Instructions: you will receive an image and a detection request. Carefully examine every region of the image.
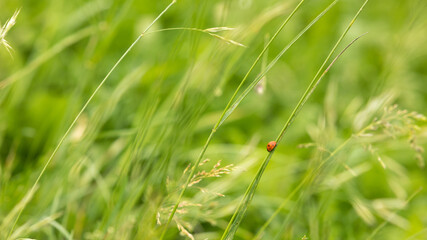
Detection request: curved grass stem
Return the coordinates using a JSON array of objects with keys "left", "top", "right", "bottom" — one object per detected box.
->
[{"left": 5, "top": 1, "right": 176, "bottom": 239}]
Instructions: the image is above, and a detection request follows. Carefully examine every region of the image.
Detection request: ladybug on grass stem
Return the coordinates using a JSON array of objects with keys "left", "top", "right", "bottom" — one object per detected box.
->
[{"left": 266, "top": 141, "right": 277, "bottom": 152}]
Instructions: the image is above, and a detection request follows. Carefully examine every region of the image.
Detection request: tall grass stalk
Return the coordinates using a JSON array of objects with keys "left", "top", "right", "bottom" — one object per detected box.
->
[
  {"left": 4, "top": 1, "right": 176, "bottom": 238},
  {"left": 220, "top": 0, "right": 369, "bottom": 237},
  {"left": 221, "top": 34, "right": 366, "bottom": 240},
  {"left": 159, "top": 0, "right": 307, "bottom": 238}
]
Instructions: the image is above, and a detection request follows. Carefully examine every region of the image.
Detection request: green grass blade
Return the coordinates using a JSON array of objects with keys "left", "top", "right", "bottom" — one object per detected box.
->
[
  {"left": 220, "top": 7, "right": 368, "bottom": 240},
  {"left": 158, "top": 1, "right": 307, "bottom": 238},
  {"left": 4, "top": 1, "right": 176, "bottom": 239}
]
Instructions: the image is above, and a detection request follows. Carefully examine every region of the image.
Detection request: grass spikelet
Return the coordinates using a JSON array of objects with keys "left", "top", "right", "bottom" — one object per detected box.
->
[
  {"left": 0, "top": 9, "right": 20, "bottom": 57},
  {"left": 158, "top": 159, "right": 234, "bottom": 237}
]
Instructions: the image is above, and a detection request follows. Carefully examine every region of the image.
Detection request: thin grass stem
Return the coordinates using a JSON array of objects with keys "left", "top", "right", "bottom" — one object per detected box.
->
[{"left": 220, "top": 22, "right": 368, "bottom": 240}]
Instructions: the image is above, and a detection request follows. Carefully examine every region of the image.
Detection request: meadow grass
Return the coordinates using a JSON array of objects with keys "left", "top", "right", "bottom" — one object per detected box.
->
[{"left": 0, "top": 0, "right": 426, "bottom": 239}]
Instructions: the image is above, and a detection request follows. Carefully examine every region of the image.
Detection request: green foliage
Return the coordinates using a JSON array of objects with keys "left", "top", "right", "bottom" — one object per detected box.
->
[{"left": 1, "top": 0, "right": 426, "bottom": 239}]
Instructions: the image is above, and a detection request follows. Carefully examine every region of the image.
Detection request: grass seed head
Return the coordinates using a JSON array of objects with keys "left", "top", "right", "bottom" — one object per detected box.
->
[{"left": 0, "top": 9, "right": 20, "bottom": 56}]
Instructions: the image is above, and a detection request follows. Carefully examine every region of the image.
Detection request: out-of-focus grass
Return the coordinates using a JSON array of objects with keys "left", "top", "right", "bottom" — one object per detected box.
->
[{"left": 0, "top": 0, "right": 426, "bottom": 239}]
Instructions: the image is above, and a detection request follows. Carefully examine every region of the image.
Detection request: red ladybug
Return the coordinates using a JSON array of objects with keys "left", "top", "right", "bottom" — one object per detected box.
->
[{"left": 266, "top": 141, "right": 277, "bottom": 152}]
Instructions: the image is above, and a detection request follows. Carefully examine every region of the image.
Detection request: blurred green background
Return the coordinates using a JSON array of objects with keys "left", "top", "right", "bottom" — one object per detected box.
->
[{"left": 0, "top": 0, "right": 426, "bottom": 239}]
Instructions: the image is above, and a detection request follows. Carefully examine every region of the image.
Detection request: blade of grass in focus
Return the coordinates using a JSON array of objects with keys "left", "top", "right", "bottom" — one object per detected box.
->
[
  {"left": 220, "top": 0, "right": 370, "bottom": 237},
  {"left": 223, "top": 34, "right": 366, "bottom": 240}
]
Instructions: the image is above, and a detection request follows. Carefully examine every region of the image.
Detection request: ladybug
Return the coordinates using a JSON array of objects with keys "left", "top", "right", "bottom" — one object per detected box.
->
[{"left": 266, "top": 141, "right": 277, "bottom": 152}]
